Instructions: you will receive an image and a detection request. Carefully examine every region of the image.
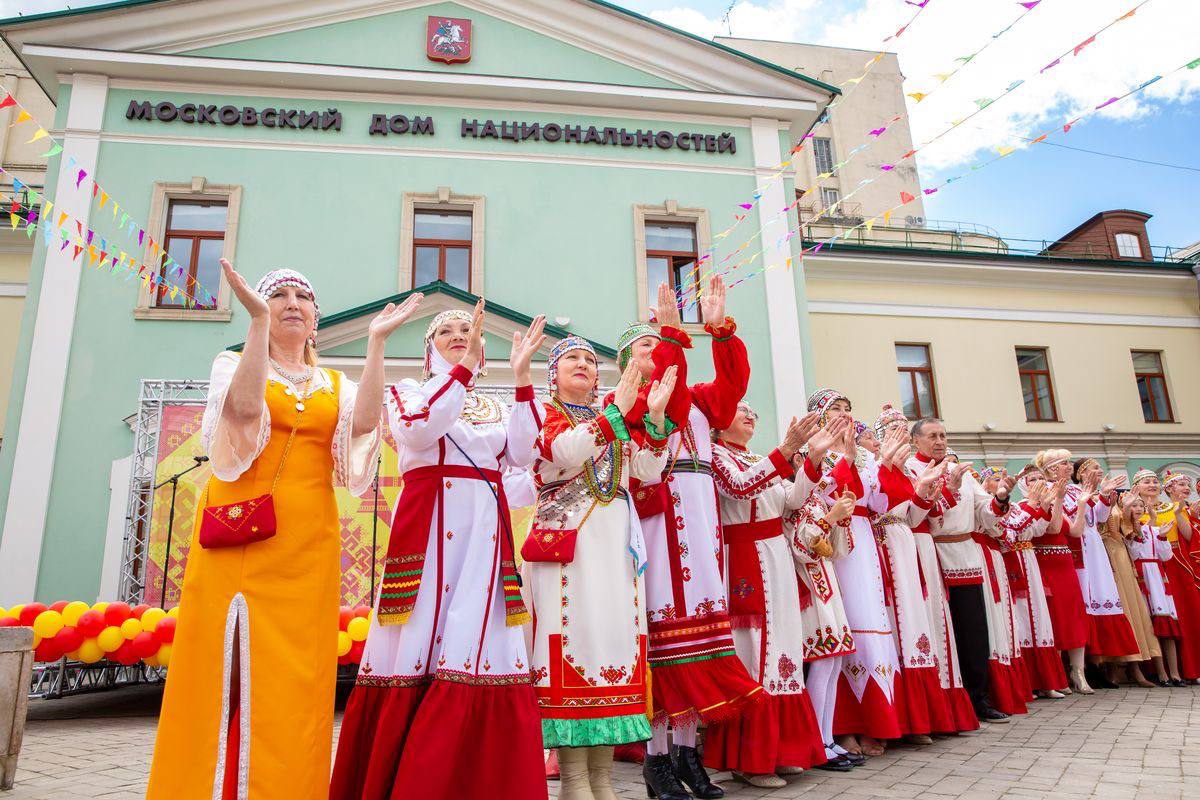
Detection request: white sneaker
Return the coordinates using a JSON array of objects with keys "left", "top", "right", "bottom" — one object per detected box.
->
[{"left": 1040, "top": 689, "right": 1066, "bottom": 699}]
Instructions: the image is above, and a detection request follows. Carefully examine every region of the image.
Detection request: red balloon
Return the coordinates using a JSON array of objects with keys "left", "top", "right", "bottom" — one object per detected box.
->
[
  {"left": 110, "top": 641, "right": 138, "bottom": 665},
  {"left": 49, "top": 600, "right": 70, "bottom": 612},
  {"left": 354, "top": 606, "right": 371, "bottom": 618},
  {"left": 337, "top": 652, "right": 352, "bottom": 666},
  {"left": 154, "top": 616, "right": 177, "bottom": 644},
  {"left": 131, "top": 604, "right": 151, "bottom": 620},
  {"left": 76, "top": 610, "right": 105, "bottom": 638},
  {"left": 103, "top": 602, "right": 132, "bottom": 627},
  {"left": 338, "top": 606, "right": 354, "bottom": 631},
  {"left": 0, "top": 618, "right": 18, "bottom": 628},
  {"left": 347, "top": 640, "right": 365, "bottom": 664},
  {"left": 131, "top": 631, "right": 159, "bottom": 659},
  {"left": 19, "top": 603, "right": 47, "bottom": 626},
  {"left": 33, "top": 640, "right": 63, "bottom": 663},
  {"left": 53, "top": 626, "right": 84, "bottom": 654}
]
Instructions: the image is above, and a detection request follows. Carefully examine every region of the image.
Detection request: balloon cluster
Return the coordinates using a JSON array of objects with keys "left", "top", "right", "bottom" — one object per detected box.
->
[
  {"left": 0, "top": 601, "right": 376, "bottom": 667},
  {"left": 337, "top": 605, "right": 372, "bottom": 666},
  {"left": 0, "top": 601, "right": 177, "bottom": 666}
]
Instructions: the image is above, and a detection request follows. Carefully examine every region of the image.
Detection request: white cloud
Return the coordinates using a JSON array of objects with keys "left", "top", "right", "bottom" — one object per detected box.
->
[
  {"left": 647, "top": 0, "right": 1200, "bottom": 172},
  {"left": 650, "top": 0, "right": 824, "bottom": 43}
]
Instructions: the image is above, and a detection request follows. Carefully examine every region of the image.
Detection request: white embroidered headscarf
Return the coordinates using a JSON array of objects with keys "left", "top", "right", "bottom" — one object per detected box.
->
[{"left": 423, "top": 309, "right": 481, "bottom": 384}]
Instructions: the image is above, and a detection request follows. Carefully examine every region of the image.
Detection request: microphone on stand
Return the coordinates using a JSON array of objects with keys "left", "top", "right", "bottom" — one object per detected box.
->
[{"left": 194, "top": 455, "right": 210, "bottom": 463}]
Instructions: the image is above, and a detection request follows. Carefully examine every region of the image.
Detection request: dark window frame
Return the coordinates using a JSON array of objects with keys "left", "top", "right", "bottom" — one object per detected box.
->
[
  {"left": 645, "top": 221, "right": 701, "bottom": 325},
  {"left": 155, "top": 199, "right": 227, "bottom": 310},
  {"left": 1132, "top": 350, "right": 1175, "bottom": 423},
  {"left": 1015, "top": 347, "right": 1060, "bottom": 422},
  {"left": 895, "top": 343, "right": 940, "bottom": 419},
  {"left": 413, "top": 209, "right": 473, "bottom": 291},
  {"left": 813, "top": 137, "right": 835, "bottom": 174}
]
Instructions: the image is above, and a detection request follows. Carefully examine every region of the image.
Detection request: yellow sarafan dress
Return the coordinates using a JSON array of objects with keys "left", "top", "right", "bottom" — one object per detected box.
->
[{"left": 148, "top": 352, "right": 378, "bottom": 800}]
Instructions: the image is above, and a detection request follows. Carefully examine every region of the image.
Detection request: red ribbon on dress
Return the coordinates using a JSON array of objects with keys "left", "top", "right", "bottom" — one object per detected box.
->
[{"left": 972, "top": 533, "right": 1003, "bottom": 603}]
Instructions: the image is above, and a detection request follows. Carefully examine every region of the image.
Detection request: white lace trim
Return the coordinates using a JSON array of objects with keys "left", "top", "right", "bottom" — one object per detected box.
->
[
  {"left": 211, "top": 593, "right": 251, "bottom": 800},
  {"left": 333, "top": 388, "right": 382, "bottom": 497}
]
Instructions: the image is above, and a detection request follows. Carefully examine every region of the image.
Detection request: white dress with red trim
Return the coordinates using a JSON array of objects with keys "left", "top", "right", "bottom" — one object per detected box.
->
[
  {"left": 1066, "top": 487, "right": 1140, "bottom": 658},
  {"left": 821, "top": 453, "right": 907, "bottom": 741},
  {"left": 871, "top": 468, "right": 976, "bottom": 734},
  {"left": 523, "top": 400, "right": 667, "bottom": 748},
  {"left": 631, "top": 322, "right": 763, "bottom": 728},
  {"left": 1126, "top": 523, "right": 1182, "bottom": 639},
  {"left": 786, "top": 489, "right": 855, "bottom": 663},
  {"left": 702, "top": 443, "right": 826, "bottom": 774},
  {"left": 1001, "top": 503, "right": 1067, "bottom": 692},
  {"left": 330, "top": 365, "right": 548, "bottom": 800},
  {"left": 977, "top": 522, "right": 1029, "bottom": 716}
]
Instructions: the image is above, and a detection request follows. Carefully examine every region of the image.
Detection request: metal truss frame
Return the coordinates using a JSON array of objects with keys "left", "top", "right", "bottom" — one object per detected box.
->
[
  {"left": 118, "top": 379, "right": 209, "bottom": 604},
  {"left": 29, "top": 660, "right": 164, "bottom": 700}
]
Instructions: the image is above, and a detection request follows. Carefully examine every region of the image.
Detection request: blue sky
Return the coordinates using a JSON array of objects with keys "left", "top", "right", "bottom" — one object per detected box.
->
[{"left": 3, "top": 0, "right": 1197, "bottom": 251}]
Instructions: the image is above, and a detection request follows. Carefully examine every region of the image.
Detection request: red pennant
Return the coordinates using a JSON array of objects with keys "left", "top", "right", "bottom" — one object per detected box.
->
[
  {"left": 0, "top": 94, "right": 14, "bottom": 109},
  {"left": 72, "top": 245, "right": 82, "bottom": 260},
  {"left": 92, "top": 183, "right": 99, "bottom": 199},
  {"left": 900, "top": 191, "right": 915, "bottom": 204}
]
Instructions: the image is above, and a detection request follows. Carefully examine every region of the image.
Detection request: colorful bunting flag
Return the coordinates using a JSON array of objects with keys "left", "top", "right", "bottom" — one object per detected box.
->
[
  {"left": 0, "top": 94, "right": 14, "bottom": 110},
  {"left": 906, "top": 92, "right": 927, "bottom": 102},
  {"left": 1073, "top": 36, "right": 1096, "bottom": 57},
  {"left": 26, "top": 128, "right": 48, "bottom": 144},
  {"left": 900, "top": 191, "right": 915, "bottom": 204}
]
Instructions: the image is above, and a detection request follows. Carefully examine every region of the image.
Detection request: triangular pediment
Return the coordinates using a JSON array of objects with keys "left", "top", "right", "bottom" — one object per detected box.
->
[{"left": 1, "top": 0, "right": 837, "bottom": 100}]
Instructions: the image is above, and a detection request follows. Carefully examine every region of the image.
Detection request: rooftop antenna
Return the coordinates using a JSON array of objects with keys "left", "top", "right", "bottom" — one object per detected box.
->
[{"left": 721, "top": 1, "right": 736, "bottom": 36}]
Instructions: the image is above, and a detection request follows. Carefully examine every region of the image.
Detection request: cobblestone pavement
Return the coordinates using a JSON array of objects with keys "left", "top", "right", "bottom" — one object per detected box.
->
[{"left": 4, "top": 684, "right": 1198, "bottom": 799}]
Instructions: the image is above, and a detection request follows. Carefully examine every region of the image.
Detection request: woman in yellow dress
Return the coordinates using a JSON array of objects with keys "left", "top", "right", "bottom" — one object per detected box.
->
[{"left": 147, "top": 259, "right": 422, "bottom": 799}]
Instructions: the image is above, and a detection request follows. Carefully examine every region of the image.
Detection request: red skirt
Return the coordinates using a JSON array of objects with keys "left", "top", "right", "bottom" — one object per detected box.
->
[
  {"left": 1152, "top": 614, "right": 1183, "bottom": 640},
  {"left": 704, "top": 690, "right": 826, "bottom": 774},
  {"left": 893, "top": 666, "right": 943, "bottom": 736},
  {"left": 832, "top": 673, "right": 901, "bottom": 740},
  {"left": 1036, "top": 551, "right": 1089, "bottom": 650},
  {"left": 330, "top": 679, "right": 547, "bottom": 800},
  {"left": 1021, "top": 645, "right": 1068, "bottom": 692},
  {"left": 1162, "top": 553, "right": 1200, "bottom": 680},
  {"left": 987, "top": 659, "right": 1028, "bottom": 716},
  {"left": 1085, "top": 612, "right": 1140, "bottom": 658}
]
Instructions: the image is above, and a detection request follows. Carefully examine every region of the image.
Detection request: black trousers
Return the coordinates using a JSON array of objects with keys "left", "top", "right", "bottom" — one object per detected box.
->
[{"left": 946, "top": 583, "right": 991, "bottom": 712}]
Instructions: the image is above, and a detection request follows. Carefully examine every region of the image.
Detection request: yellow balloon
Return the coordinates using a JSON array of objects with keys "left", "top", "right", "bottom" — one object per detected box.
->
[
  {"left": 32, "top": 634, "right": 42, "bottom": 648},
  {"left": 167, "top": 606, "right": 181, "bottom": 619},
  {"left": 157, "top": 643, "right": 173, "bottom": 666},
  {"left": 143, "top": 653, "right": 160, "bottom": 668},
  {"left": 97, "top": 626, "right": 124, "bottom": 653},
  {"left": 346, "top": 617, "right": 370, "bottom": 643},
  {"left": 7, "top": 604, "right": 23, "bottom": 620},
  {"left": 62, "top": 601, "right": 90, "bottom": 627},
  {"left": 0, "top": 606, "right": 6, "bottom": 618},
  {"left": 91, "top": 601, "right": 109, "bottom": 615},
  {"left": 120, "top": 618, "right": 142, "bottom": 640},
  {"left": 32, "top": 610, "right": 65, "bottom": 639},
  {"left": 336, "top": 631, "right": 352, "bottom": 657},
  {"left": 141, "top": 608, "right": 167, "bottom": 632},
  {"left": 77, "top": 639, "right": 104, "bottom": 663}
]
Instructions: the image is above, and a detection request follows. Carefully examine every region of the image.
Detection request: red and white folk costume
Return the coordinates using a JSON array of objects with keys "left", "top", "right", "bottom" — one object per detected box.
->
[
  {"left": 622, "top": 320, "right": 763, "bottom": 746},
  {"left": 1000, "top": 491, "right": 1068, "bottom": 693},
  {"left": 1125, "top": 518, "right": 1181, "bottom": 640},
  {"left": 524, "top": 337, "right": 667, "bottom": 749},
  {"left": 702, "top": 440, "right": 827, "bottom": 775},
  {"left": 331, "top": 311, "right": 546, "bottom": 800}
]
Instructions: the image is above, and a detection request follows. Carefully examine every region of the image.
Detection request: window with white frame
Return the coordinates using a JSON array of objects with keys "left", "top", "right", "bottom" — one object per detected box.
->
[
  {"left": 813, "top": 137, "right": 835, "bottom": 174},
  {"left": 821, "top": 188, "right": 841, "bottom": 209},
  {"left": 134, "top": 178, "right": 241, "bottom": 321},
  {"left": 1114, "top": 233, "right": 1142, "bottom": 258},
  {"left": 399, "top": 189, "right": 485, "bottom": 293},
  {"left": 633, "top": 202, "right": 712, "bottom": 330}
]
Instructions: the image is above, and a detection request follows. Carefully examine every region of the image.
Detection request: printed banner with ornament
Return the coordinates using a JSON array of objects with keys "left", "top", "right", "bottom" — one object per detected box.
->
[{"left": 141, "top": 405, "right": 534, "bottom": 608}]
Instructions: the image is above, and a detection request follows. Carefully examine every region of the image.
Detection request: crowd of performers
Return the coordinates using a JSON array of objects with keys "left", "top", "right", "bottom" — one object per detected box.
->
[{"left": 146, "top": 264, "right": 1200, "bottom": 800}]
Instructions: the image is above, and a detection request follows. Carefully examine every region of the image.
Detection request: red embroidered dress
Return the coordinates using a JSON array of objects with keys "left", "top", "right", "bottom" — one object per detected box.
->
[
  {"left": 626, "top": 321, "right": 763, "bottom": 727},
  {"left": 1001, "top": 502, "right": 1068, "bottom": 692},
  {"left": 330, "top": 363, "right": 547, "bottom": 800},
  {"left": 703, "top": 442, "right": 826, "bottom": 774}
]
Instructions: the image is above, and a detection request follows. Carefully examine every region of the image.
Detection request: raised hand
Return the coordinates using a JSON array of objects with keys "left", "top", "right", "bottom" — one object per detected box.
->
[
  {"left": 510, "top": 314, "right": 547, "bottom": 385},
  {"left": 221, "top": 258, "right": 269, "bottom": 319},
  {"left": 653, "top": 282, "right": 683, "bottom": 329},
  {"left": 829, "top": 489, "right": 857, "bottom": 523},
  {"left": 456, "top": 298, "right": 487, "bottom": 372},
  {"left": 1055, "top": 479, "right": 1070, "bottom": 500},
  {"left": 807, "top": 415, "right": 847, "bottom": 465},
  {"left": 781, "top": 413, "right": 816, "bottom": 459},
  {"left": 368, "top": 293, "right": 424, "bottom": 341},
  {"left": 645, "top": 365, "right": 678, "bottom": 422},
  {"left": 915, "top": 460, "right": 948, "bottom": 500},
  {"left": 613, "top": 361, "right": 641, "bottom": 416},
  {"left": 699, "top": 274, "right": 727, "bottom": 327},
  {"left": 879, "top": 426, "right": 906, "bottom": 467},
  {"left": 946, "top": 462, "right": 974, "bottom": 493},
  {"left": 996, "top": 470, "right": 1017, "bottom": 501}
]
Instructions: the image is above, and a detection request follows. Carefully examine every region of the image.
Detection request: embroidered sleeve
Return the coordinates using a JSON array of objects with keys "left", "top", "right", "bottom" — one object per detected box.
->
[
  {"left": 332, "top": 371, "right": 383, "bottom": 497},
  {"left": 201, "top": 351, "right": 271, "bottom": 482},
  {"left": 712, "top": 445, "right": 792, "bottom": 501},
  {"left": 539, "top": 405, "right": 610, "bottom": 469},
  {"left": 785, "top": 455, "right": 822, "bottom": 510},
  {"left": 631, "top": 437, "right": 669, "bottom": 483},
  {"left": 689, "top": 319, "right": 750, "bottom": 431},
  {"left": 501, "top": 384, "right": 543, "bottom": 469},
  {"left": 386, "top": 367, "right": 470, "bottom": 450}
]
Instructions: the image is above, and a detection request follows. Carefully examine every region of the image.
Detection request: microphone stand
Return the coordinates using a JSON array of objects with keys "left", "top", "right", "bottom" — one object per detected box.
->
[
  {"left": 154, "top": 457, "right": 207, "bottom": 609},
  {"left": 368, "top": 451, "right": 383, "bottom": 606}
]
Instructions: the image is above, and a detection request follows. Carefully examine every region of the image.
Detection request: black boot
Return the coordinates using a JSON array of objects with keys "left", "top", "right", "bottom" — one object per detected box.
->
[
  {"left": 672, "top": 745, "right": 724, "bottom": 798},
  {"left": 643, "top": 754, "right": 689, "bottom": 800}
]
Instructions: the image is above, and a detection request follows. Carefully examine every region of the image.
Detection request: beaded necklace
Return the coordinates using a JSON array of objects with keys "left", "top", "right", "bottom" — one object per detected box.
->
[{"left": 551, "top": 397, "right": 622, "bottom": 504}]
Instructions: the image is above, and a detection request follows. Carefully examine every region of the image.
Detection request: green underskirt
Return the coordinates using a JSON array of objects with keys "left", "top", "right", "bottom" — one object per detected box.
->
[{"left": 541, "top": 712, "right": 652, "bottom": 748}]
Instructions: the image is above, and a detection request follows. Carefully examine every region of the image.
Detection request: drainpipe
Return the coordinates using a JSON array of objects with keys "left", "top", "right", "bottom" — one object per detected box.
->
[{"left": 1193, "top": 263, "right": 1200, "bottom": 309}]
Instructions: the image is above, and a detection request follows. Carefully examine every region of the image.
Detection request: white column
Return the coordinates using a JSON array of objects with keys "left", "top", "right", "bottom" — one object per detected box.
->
[
  {"left": 748, "top": 117, "right": 806, "bottom": 438},
  {"left": 97, "top": 455, "right": 133, "bottom": 603},
  {"left": 0, "top": 74, "right": 108, "bottom": 604}
]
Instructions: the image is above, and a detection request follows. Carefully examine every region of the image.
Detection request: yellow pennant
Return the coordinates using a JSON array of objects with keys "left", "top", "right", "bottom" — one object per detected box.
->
[
  {"left": 818, "top": 172, "right": 832, "bottom": 180},
  {"left": 56, "top": 211, "right": 67, "bottom": 228},
  {"left": 14, "top": 110, "right": 31, "bottom": 124},
  {"left": 842, "top": 76, "right": 863, "bottom": 86},
  {"left": 883, "top": 210, "right": 893, "bottom": 225},
  {"left": 43, "top": 200, "right": 53, "bottom": 219},
  {"left": 26, "top": 128, "right": 48, "bottom": 143},
  {"left": 112, "top": 202, "right": 119, "bottom": 219},
  {"left": 934, "top": 73, "right": 951, "bottom": 83},
  {"left": 99, "top": 191, "right": 109, "bottom": 209},
  {"left": 865, "top": 218, "right": 876, "bottom": 231},
  {"left": 906, "top": 92, "right": 927, "bottom": 102},
  {"left": 865, "top": 53, "right": 884, "bottom": 68},
  {"left": 997, "top": 145, "right": 1015, "bottom": 157}
]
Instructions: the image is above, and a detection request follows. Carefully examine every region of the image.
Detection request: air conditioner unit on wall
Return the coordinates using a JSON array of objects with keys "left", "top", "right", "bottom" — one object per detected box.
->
[{"left": 905, "top": 215, "right": 926, "bottom": 228}]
